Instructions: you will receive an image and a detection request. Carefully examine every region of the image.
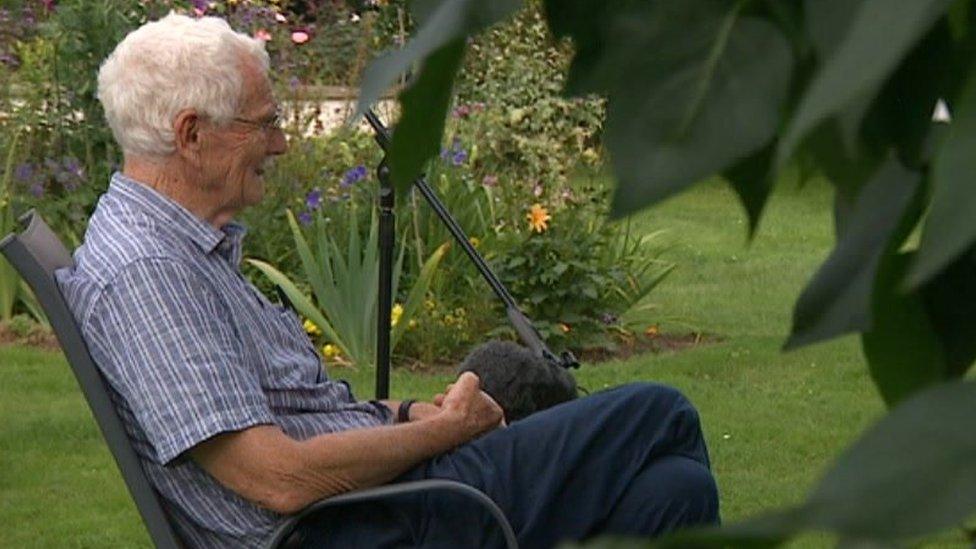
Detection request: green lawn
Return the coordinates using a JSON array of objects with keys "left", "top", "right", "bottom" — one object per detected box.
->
[{"left": 0, "top": 179, "right": 966, "bottom": 547}]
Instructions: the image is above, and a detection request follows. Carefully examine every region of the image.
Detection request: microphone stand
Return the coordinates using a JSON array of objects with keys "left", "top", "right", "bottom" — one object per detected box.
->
[{"left": 366, "top": 109, "right": 578, "bottom": 400}]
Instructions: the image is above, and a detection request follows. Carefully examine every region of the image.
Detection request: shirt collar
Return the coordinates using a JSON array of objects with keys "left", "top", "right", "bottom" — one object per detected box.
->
[{"left": 108, "top": 172, "right": 248, "bottom": 263}]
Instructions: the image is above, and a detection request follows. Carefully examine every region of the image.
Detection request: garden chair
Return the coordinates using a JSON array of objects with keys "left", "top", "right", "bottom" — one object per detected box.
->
[{"left": 0, "top": 209, "right": 518, "bottom": 548}]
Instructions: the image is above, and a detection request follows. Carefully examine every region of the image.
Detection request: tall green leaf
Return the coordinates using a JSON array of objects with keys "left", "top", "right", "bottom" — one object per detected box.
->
[
  {"left": 245, "top": 258, "right": 352, "bottom": 360},
  {"left": 388, "top": 40, "right": 466, "bottom": 189},
  {"left": 778, "top": 0, "right": 952, "bottom": 166},
  {"left": 390, "top": 240, "right": 449, "bottom": 349},
  {"left": 354, "top": 0, "right": 521, "bottom": 188},
  {"left": 0, "top": 132, "right": 21, "bottom": 321}
]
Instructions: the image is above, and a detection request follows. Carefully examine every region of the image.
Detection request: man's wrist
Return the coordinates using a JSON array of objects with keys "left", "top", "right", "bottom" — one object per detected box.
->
[{"left": 397, "top": 399, "right": 416, "bottom": 423}]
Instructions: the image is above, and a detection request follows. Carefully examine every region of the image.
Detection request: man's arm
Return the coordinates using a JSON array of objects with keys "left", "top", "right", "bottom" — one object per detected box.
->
[{"left": 191, "top": 372, "right": 502, "bottom": 514}]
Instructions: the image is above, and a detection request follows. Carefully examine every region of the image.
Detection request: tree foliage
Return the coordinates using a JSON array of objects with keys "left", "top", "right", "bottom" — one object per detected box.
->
[{"left": 356, "top": 0, "right": 976, "bottom": 544}]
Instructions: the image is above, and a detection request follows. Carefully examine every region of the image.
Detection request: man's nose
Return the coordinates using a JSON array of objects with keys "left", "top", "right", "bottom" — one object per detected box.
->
[{"left": 267, "top": 127, "right": 287, "bottom": 156}]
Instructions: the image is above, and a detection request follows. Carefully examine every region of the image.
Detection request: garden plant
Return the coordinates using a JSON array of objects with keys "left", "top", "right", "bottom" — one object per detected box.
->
[{"left": 354, "top": 0, "right": 976, "bottom": 545}]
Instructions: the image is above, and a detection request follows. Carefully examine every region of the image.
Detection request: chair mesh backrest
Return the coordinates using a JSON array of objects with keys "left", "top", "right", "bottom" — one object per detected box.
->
[{"left": 0, "top": 210, "right": 183, "bottom": 548}]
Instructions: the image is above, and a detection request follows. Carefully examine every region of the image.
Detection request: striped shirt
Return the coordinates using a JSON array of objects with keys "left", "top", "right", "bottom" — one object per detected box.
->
[{"left": 56, "top": 172, "right": 392, "bottom": 548}]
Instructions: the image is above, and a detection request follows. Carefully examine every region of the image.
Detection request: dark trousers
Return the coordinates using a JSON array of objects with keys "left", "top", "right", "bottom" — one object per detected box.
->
[{"left": 298, "top": 383, "right": 720, "bottom": 548}]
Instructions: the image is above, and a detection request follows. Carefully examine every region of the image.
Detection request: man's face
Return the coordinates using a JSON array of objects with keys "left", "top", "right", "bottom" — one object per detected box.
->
[{"left": 197, "top": 57, "right": 286, "bottom": 214}]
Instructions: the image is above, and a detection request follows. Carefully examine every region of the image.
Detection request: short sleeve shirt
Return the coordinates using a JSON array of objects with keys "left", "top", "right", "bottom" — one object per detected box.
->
[{"left": 56, "top": 173, "right": 392, "bottom": 548}]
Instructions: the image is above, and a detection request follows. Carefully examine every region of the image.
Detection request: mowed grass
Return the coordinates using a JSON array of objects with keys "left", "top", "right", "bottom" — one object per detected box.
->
[{"left": 0, "top": 178, "right": 966, "bottom": 547}]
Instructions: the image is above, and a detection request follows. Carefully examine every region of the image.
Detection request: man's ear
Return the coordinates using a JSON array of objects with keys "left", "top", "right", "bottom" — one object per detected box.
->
[{"left": 173, "top": 108, "right": 204, "bottom": 164}]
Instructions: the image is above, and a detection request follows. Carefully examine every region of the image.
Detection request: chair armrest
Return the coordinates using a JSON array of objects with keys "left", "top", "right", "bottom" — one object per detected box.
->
[{"left": 264, "top": 479, "right": 518, "bottom": 549}]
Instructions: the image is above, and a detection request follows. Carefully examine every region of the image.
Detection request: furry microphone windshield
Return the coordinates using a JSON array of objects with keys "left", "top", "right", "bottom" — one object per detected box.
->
[{"left": 457, "top": 340, "right": 578, "bottom": 422}]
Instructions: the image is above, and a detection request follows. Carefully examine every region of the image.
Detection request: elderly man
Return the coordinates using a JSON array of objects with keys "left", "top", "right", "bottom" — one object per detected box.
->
[{"left": 56, "top": 13, "right": 719, "bottom": 548}]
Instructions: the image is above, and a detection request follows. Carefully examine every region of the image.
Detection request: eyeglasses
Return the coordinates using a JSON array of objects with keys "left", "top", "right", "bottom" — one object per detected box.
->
[{"left": 232, "top": 107, "right": 283, "bottom": 133}]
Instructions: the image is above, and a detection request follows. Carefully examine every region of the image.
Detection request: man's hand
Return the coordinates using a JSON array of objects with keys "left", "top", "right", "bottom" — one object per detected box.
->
[{"left": 435, "top": 372, "right": 505, "bottom": 438}]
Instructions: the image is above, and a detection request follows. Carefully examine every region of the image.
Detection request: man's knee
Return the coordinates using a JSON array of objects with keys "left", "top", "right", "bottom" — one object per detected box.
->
[
  {"left": 677, "top": 458, "right": 720, "bottom": 525},
  {"left": 651, "top": 456, "right": 720, "bottom": 529},
  {"left": 614, "top": 383, "right": 701, "bottom": 427}
]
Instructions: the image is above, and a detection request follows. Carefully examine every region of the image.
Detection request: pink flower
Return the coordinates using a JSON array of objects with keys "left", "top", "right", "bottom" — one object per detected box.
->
[
  {"left": 291, "top": 30, "right": 310, "bottom": 44},
  {"left": 192, "top": 7, "right": 205, "bottom": 16},
  {"left": 254, "top": 28, "right": 272, "bottom": 42}
]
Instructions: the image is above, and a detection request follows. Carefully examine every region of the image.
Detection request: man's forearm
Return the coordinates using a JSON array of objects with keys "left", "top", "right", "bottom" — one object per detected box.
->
[
  {"left": 193, "top": 373, "right": 502, "bottom": 515},
  {"left": 280, "top": 414, "right": 467, "bottom": 512}
]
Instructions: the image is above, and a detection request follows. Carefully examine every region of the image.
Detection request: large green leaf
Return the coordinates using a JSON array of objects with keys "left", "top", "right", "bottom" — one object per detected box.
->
[
  {"left": 861, "top": 252, "right": 946, "bottom": 407},
  {"left": 785, "top": 157, "right": 920, "bottom": 349},
  {"left": 920, "top": 244, "right": 976, "bottom": 377},
  {"left": 577, "top": 0, "right": 793, "bottom": 218},
  {"left": 778, "top": 0, "right": 952, "bottom": 166},
  {"left": 722, "top": 143, "right": 775, "bottom": 238},
  {"left": 909, "top": 62, "right": 976, "bottom": 286},
  {"left": 860, "top": 21, "right": 959, "bottom": 169}
]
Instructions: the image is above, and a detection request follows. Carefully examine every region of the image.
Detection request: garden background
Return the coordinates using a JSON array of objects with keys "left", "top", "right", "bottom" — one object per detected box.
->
[{"left": 1, "top": 0, "right": 974, "bottom": 547}]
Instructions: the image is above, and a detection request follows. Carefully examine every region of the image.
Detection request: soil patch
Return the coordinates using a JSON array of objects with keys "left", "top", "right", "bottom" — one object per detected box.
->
[
  {"left": 393, "top": 331, "right": 720, "bottom": 375},
  {"left": 0, "top": 322, "right": 61, "bottom": 352}
]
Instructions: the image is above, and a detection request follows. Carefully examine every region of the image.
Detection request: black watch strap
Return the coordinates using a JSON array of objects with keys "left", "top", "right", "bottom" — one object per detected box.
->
[{"left": 397, "top": 399, "right": 416, "bottom": 423}]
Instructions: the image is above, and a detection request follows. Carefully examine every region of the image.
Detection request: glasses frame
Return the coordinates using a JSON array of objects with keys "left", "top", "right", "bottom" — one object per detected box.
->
[{"left": 231, "top": 107, "right": 283, "bottom": 133}]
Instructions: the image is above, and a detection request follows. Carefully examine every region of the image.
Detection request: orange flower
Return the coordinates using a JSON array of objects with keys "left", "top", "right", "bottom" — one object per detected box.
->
[
  {"left": 645, "top": 324, "right": 660, "bottom": 337},
  {"left": 526, "top": 203, "right": 551, "bottom": 233}
]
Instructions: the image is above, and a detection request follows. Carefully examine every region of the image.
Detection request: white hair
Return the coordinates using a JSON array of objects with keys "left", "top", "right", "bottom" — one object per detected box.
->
[{"left": 97, "top": 13, "right": 270, "bottom": 158}]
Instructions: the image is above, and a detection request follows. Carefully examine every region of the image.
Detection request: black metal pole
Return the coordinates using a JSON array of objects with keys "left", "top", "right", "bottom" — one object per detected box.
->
[
  {"left": 364, "top": 110, "right": 578, "bottom": 370},
  {"left": 375, "top": 160, "right": 395, "bottom": 399}
]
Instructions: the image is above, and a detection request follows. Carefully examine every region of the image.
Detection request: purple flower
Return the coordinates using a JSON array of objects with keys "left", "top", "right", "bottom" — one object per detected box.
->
[
  {"left": 452, "top": 104, "right": 471, "bottom": 119},
  {"left": 191, "top": 0, "right": 208, "bottom": 11},
  {"left": 29, "top": 182, "right": 44, "bottom": 198},
  {"left": 600, "top": 312, "right": 618, "bottom": 325},
  {"left": 0, "top": 53, "right": 19, "bottom": 68},
  {"left": 305, "top": 188, "right": 323, "bottom": 210},
  {"left": 62, "top": 156, "right": 83, "bottom": 178},
  {"left": 289, "top": 76, "right": 301, "bottom": 91},
  {"left": 481, "top": 174, "right": 498, "bottom": 187},
  {"left": 14, "top": 163, "right": 33, "bottom": 183},
  {"left": 340, "top": 165, "right": 367, "bottom": 186},
  {"left": 442, "top": 137, "right": 467, "bottom": 166},
  {"left": 451, "top": 149, "right": 468, "bottom": 166},
  {"left": 297, "top": 211, "right": 313, "bottom": 226}
]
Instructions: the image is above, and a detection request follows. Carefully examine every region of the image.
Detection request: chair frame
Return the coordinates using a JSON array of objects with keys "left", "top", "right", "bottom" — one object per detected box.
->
[{"left": 1, "top": 209, "right": 517, "bottom": 549}]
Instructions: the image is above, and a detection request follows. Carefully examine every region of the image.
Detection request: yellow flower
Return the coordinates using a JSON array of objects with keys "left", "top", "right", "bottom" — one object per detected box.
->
[
  {"left": 322, "top": 344, "right": 341, "bottom": 359},
  {"left": 303, "top": 319, "right": 322, "bottom": 336},
  {"left": 559, "top": 323, "right": 571, "bottom": 333},
  {"left": 391, "top": 303, "right": 404, "bottom": 326},
  {"left": 468, "top": 237, "right": 480, "bottom": 248},
  {"left": 407, "top": 319, "right": 418, "bottom": 330},
  {"left": 527, "top": 203, "right": 551, "bottom": 233},
  {"left": 424, "top": 299, "right": 436, "bottom": 311},
  {"left": 645, "top": 324, "right": 660, "bottom": 337}
]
